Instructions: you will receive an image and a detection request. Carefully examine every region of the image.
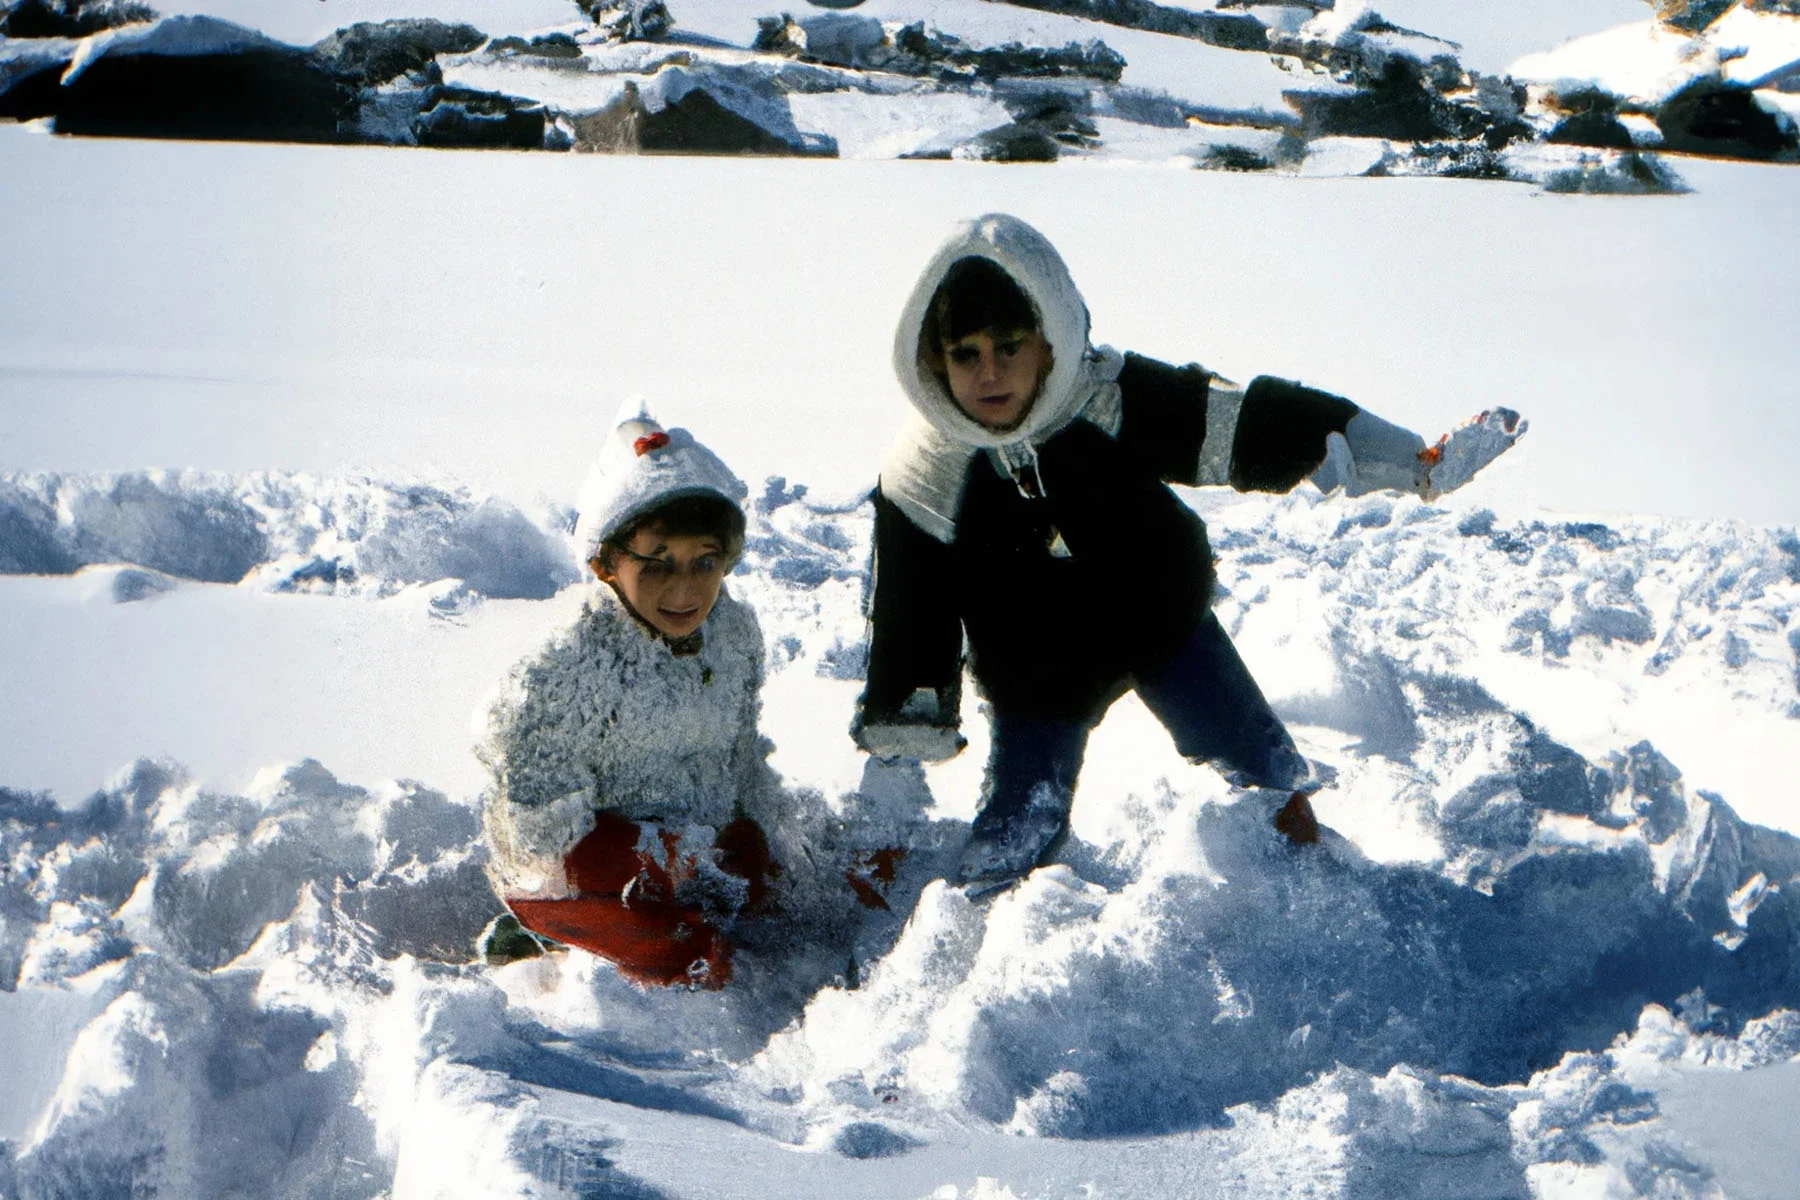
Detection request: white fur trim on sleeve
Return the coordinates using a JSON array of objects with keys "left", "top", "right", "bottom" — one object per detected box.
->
[{"left": 1195, "top": 376, "right": 1244, "bottom": 487}]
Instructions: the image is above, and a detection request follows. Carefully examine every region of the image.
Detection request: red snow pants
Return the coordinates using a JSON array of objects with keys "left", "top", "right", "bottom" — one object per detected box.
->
[{"left": 506, "top": 811, "right": 775, "bottom": 990}]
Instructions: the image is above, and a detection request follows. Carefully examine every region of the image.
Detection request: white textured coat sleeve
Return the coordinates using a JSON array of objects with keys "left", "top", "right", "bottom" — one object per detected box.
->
[{"left": 483, "top": 786, "right": 594, "bottom": 900}]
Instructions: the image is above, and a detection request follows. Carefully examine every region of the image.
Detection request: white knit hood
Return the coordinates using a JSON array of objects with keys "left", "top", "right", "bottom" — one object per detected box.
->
[
  {"left": 892, "top": 213, "right": 1123, "bottom": 452},
  {"left": 571, "top": 397, "right": 748, "bottom": 560},
  {"left": 883, "top": 214, "right": 1126, "bottom": 542}
]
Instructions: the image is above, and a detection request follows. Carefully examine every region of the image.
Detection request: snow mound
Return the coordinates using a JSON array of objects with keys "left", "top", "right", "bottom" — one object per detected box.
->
[
  {"left": 0, "top": 470, "right": 580, "bottom": 599},
  {"left": 741, "top": 731, "right": 1800, "bottom": 1142},
  {"left": 3, "top": 479, "right": 1798, "bottom": 1195}
]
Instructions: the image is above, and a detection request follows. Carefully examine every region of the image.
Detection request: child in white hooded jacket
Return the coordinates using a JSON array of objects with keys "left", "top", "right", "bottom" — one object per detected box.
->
[{"left": 479, "top": 403, "right": 785, "bottom": 987}]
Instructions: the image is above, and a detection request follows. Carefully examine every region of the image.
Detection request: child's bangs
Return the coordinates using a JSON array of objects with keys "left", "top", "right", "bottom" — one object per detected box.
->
[
  {"left": 929, "top": 256, "right": 1041, "bottom": 348},
  {"left": 608, "top": 493, "right": 745, "bottom": 560}
]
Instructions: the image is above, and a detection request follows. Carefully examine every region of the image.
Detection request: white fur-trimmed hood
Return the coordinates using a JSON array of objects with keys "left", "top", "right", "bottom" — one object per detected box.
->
[
  {"left": 894, "top": 213, "right": 1106, "bottom": 450},
  {"left": 884, "top": 214, "right": 1125, "bottom": 541}
]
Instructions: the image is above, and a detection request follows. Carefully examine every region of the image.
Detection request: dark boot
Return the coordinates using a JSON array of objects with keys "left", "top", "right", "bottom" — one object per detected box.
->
[
  {"left": 1274, "top": 791, "right": 1321, "bottom": 846},
  {"left": 479, "top": 912, "right": 549, "bottom": 965},
  {"left": 954, "top": 780, "right": 1074, "bottom": 896}
]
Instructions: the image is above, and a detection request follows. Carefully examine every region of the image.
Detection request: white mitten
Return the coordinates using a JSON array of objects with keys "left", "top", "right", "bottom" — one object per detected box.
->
[
  {"left": 1314, "top": 408, "right": 1526, "bottom": 501},
  {"left": 1419, "top": 408, "right": 1527, "bottom": 500},
  {"left": 853, "top": 721, "right": 967, "bottom": 763},
  {"left": 852, "top": 687, "right": 966, "bottom": 762}
]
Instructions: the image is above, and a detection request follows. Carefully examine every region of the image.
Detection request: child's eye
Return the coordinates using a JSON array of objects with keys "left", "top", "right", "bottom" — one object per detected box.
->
[
  {"left": 996, "top": 339, "right": 1023, "bottom": 357},
  {"left": 641, "top": 559, "right": 675, "bottom": 579},
  {"left": 947, "top": 346, "right": 980, "bottom": 366},
  {"left": 695, "top": 555, "right": 721, "bottom": 575}
]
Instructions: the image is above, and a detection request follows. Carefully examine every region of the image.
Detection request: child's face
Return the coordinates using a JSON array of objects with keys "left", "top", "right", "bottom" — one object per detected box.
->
[
  {"left": 941, "top": 326, "right": 1050, "bottom": 432},
  {"left": 591, "top": 527, "right": 727, "bottom": 641}
]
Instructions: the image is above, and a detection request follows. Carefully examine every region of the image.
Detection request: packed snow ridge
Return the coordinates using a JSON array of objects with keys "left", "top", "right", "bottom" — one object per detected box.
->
[
  {"left": 2, "top": 474, "right": 1797, "bottom": 1196},
  {"left": 0, "top": 468, "right": 580, "bottom": 602},
  {"left": 3, "top": 0, "right": 1798, "bottom": 187}
]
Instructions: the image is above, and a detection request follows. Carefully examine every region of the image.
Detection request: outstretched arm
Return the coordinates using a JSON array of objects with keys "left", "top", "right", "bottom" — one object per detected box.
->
[{"left": 1174, "top": 370, "right": 1525, "bottom": 500}]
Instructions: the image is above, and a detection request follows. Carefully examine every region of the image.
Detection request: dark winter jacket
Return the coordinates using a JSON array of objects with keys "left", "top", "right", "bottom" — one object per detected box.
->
[{"left": 859, "top": 214, "right": 1359, "bottom": 736}]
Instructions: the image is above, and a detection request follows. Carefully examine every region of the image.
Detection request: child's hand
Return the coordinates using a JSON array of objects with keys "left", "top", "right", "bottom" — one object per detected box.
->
[
  {"left": 1419, "top": 408, "right": 1527, "bottom": 500},
  {"left": 853, "top": 720, "right": 967, "bottom": 763},
  {"left": 852, "top": 687, "right": 966, "bottom": 762}
]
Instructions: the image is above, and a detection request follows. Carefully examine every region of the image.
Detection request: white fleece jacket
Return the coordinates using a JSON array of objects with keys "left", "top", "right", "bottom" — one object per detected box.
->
[{"left": 478, "top": 583, "right": 772, "bottom": 899}]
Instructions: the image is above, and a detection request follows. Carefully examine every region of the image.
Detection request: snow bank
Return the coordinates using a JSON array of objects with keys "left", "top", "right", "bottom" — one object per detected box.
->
[
  {"left": 742, "top": 747, "right": 1800, "bottom": 1141},
  {"left": 0, "top": 470, "right": 579, "bottom": 599},
  {"left": 2, "top": 476, "right": 1797, "bottom": 1196}
]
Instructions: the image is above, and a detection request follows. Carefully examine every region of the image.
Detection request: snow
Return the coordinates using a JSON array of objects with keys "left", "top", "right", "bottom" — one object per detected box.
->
[
  {"left": 788, "top": 88, "right": 1015, "bottom": 159},
  {"left": 2, "top": 468, "right": 1797, "bottom": 1195},
  {"left": 1376, "top": 0, "right": 1653, "bottom": 76},
  {"left": 0, "top": 573, "right": 572, "bottom": 801},
  {"left": 1652, "top": 1060, "right": 1800, "bottom": 1199},
  {"left": 438, "top": 55, "right": 633, "bottom": 114},
  {"left": 5, "top": 127, "right": 1800, "bottom": 524},
  {"left": 4, "top": 1, "right": 1800, "bottom": 1196},
  {"left": 1510, "top": 20, "right": 1718, "bottom": 105},
  {"left": 1508, "top": 6, "right": 1800, "bottom": 101},
  {"left": 1711, "top": 5, "right": 1800, "bottom": 88}
]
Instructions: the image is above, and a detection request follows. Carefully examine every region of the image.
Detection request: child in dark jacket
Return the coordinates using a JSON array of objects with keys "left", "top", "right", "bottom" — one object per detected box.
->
[{"left": 854, "top": 213, "right": 1524, "bottom": 894}]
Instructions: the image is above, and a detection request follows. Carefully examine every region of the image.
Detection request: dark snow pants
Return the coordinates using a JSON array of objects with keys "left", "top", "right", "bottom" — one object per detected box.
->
[{"left": 979, "top": 612, "right": 1311, "bottom": 827}]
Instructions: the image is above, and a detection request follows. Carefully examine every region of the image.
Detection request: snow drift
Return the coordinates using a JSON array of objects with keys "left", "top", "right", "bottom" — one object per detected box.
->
[
  {"left": 1, "top": 472, "right": 1796, "bottom": 1197},
  {"left": 0, "top": 469, "right": 580, "bottom": 599}
]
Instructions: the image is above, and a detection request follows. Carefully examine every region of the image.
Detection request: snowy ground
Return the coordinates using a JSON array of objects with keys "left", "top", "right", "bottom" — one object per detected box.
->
[
  {"left": 2, "top": 469, "right": 1798, "bottom": 1198},
  {"left": 4, "top": 2, "right": 1800, "bottom": 1196}
]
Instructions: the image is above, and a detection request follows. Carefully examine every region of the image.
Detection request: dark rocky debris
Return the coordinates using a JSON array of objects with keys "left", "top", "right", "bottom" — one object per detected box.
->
[
  {"left": 311, "top": 19, "right": 486, "bottom": 89},
  {"left": 754, "top": 13, "right": 1125, "bottom": 83},
  {"left": 1655, "top": 0, "right": 1737, "bottom": 33},
  {"left": 576, "top": 0, "right": 672, "bottom": 42},
  {"left": 1285, "top": 57, "right": 1530, "bottom": 151},
  {"left": 0, "top": 1, "right": 1794, "bottom": 177},
  {"left": 1656, "top": 76, "right": 1800, "bottom": 161},
  {"left": 1543, "top": 152, "right": 1691, "bottom": 195},
  {"left": 1547, "top": 89, "right": 1638, "bottom": 151},
  {"left": 995, "top": 0, "right": 1270, "bottom": 52},
  {"left": 414, "top": 85, "right": 547, "bottom": 149},
  {"left": 0, "top": 0, "right": 151, "bottom": 38},
  {"left": 488, "top": 32, "right": 584, "bottom": 61},
  {"left": 567, "top": 74, "right": 830, "bottom": 155},
  {"left": 1197, "top": 143, "right": 1274, "bottom": 171},
  {"left": 54, "top": 43, "right": 351, "bottom": 142}
]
